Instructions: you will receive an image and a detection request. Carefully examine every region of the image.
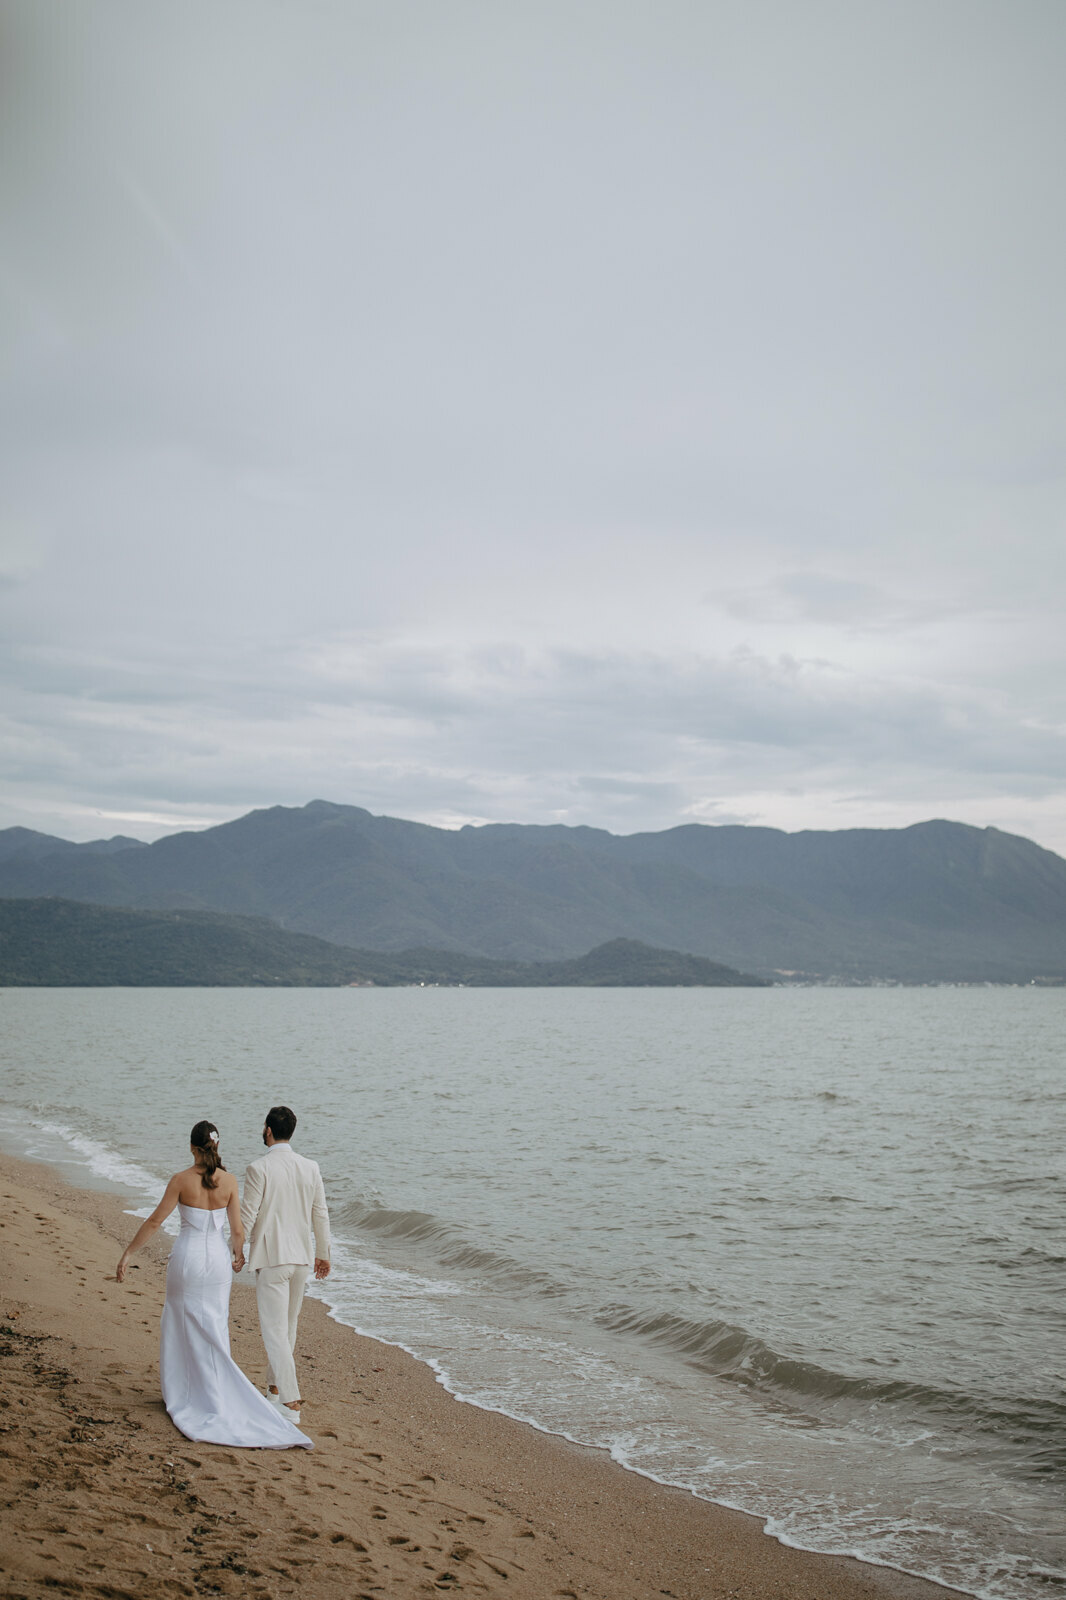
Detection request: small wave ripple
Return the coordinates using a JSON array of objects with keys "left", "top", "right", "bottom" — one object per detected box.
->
[{"left": 595, "top": 1303, "right": 1066, "bottom": 1477}]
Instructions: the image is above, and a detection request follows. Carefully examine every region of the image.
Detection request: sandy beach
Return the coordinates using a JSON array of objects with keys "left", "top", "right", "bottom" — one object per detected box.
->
[{"left": 0, "top": 1151, "right": 967, "bottom": 1600}]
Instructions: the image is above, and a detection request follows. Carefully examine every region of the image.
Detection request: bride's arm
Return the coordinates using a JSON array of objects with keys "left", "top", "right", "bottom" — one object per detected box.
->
[
  {"left": 226, "top": 1176, "right": 245, "bottom": 1272},
  {"left": 116, "top": 1174, "right": 182, "bottom": 1281}
]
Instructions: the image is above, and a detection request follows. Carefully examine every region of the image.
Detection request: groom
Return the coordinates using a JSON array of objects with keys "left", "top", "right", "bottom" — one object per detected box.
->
[{"left": 238, "top": 1106, "right": 331, "bottom": 1420}]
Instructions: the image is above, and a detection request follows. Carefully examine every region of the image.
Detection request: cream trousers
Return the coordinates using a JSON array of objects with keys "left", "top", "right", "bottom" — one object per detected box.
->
[{"left": 255, "top": 1262, "right": 310, "bottom": 1405}]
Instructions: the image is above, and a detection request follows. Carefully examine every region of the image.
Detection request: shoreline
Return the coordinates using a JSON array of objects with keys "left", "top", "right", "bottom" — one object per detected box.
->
[{"left": 0, "top": 1149, "right": 970, "bottom": 1600}]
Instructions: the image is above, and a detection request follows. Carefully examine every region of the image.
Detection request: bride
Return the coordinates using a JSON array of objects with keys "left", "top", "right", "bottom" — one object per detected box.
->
[{"left": 116, "top": 1120, "right": 312, "bottom": 1450}]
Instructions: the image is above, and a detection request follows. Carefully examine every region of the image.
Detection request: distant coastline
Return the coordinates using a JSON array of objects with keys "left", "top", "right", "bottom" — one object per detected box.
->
[{"left": 0, "top": 899, "right": 768, "bottom": 987}]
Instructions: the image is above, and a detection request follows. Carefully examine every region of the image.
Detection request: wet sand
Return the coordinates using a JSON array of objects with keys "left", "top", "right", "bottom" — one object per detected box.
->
[{"left": 0, "top": 1151, "right": 966, "bottom": 1600}]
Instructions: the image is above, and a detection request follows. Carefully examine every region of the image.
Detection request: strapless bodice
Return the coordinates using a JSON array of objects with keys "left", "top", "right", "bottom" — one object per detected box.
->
[{"left": 178, "top": 1202, "right": 226, "bottom": 1231}]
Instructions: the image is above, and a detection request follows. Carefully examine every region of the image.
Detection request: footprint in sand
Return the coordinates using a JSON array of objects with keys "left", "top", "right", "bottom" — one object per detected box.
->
[{"left": 328, "top": 1533, "right": 369, "bottom": 1551}]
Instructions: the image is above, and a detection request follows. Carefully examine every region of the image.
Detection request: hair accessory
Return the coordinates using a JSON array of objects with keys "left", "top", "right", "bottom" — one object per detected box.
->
[{"left": 208, "top": 1129, "right": 219, "bottom": 1142}]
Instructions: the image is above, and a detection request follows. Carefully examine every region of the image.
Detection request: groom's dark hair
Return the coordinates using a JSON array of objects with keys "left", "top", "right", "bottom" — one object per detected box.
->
[{"left": 265, "top": 1105, "right": 297, "bottom": 1141}]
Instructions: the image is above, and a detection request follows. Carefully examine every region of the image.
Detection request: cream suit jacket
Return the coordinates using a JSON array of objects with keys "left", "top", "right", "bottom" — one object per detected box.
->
[{"left": 240, "top": 1143, "right": 331, "bottom": 1272}]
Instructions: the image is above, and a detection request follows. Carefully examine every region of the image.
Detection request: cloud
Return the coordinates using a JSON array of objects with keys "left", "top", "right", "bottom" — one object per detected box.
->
[
  {"left": 1, "top": 1, "right": 1063, "bottom": 853},
  {"left": 711, "top": 572, "right": 976, "bottom": 633},
  {"left": 3, "top": 631, "right": 1064, "bottom": 848}
]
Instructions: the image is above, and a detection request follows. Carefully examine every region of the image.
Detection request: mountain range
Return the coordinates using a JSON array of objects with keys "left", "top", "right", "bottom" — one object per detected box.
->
[{"left": 2, "top": 800, "right": 1065, "bottom": 981}]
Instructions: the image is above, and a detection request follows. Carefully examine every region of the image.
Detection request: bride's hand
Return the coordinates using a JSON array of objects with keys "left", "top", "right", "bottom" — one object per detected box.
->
[
  {"left": 115, "top": 1255, "right": 129, "bottom": 1282},
  {"left": 232, "top": 1249, "right": 245, "bottom": 1272}
]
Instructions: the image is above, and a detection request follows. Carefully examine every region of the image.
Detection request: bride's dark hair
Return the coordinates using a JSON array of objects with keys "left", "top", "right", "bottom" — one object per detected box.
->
[{"left": 190, "top": 1120, "right": 225, "bottom": 1190}]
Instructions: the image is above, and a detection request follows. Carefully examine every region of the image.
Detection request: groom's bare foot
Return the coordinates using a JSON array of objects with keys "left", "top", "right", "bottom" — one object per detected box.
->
[{"left": 284, "top": 1399, "right": 301, "bottom": 1410}]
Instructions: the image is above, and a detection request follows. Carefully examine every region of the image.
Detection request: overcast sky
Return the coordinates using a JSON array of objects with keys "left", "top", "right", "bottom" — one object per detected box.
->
[{"left": 3, "top": 0, "right": 1065, "bottom": 853}]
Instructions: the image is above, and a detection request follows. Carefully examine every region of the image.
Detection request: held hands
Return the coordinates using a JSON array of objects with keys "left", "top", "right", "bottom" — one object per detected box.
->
[
  {"left": 314, "top": 1257, "right": 331, "bottom": 1280},
  {"left": 232, "top": 1249, "right": 245, "bottom": 1272}
]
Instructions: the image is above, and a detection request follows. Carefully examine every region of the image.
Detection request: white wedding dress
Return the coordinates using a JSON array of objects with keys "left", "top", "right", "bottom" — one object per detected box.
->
[{"left": 160, "top": 1203, "right": 312, "bottom": 1449}]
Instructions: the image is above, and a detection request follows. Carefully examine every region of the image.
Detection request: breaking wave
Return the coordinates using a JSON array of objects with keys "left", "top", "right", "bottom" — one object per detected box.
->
[{"left": 336, "top": 1202, "right": 569, "bottom": 1296}]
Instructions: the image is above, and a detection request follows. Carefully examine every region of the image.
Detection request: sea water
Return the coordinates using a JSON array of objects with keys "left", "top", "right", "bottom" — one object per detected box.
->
[{"left": 0, "top": 985, "right": 1063, "bottom": 1599}]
